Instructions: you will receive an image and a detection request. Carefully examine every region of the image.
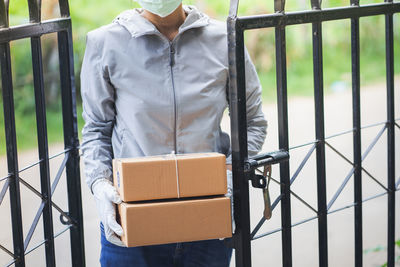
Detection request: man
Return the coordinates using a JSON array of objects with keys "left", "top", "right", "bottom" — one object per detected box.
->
[{"left": 80, "top": 1, "right": 267, "bottom": 266}]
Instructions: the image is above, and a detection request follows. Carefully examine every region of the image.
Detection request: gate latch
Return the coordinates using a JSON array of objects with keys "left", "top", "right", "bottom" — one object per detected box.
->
[
  {"left": 248, "top": 171, "right": 267, "bottom": 189},
  {"left": 247, "top": 165, "right": 273, "bottom": 220},
  {"left": 245, "top": 150, "right": 290, "bottom": 220},
  {"left": 245, "top": 150, "right": 290, "bottom": 171},
  {"left": 244, "top": 150, "right": 289, "bottom": 188}
]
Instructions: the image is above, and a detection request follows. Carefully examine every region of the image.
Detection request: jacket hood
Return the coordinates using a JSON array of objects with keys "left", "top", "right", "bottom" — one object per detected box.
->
[{"left": 113, "top": 5, "right": 210, "bottom": 38}]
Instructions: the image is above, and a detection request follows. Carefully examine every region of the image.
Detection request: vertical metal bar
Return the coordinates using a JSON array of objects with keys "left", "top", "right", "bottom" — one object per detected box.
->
[
  {"left": 312, "top": 21, "right": 328, "bottom": 267},
  {"left": 58, "top": 0, "right": 70, "bottom": 17},
  {"left": 58, "top": 28, "right": 85, "bottom": 267},
  {"left": 31, "top": 36, "right": 56, "bottom": 267},
  {"left": 229, "top": 0, "right": 239, "bottom": 17},
  {"left": 350, "top": 2, "right": 362, "bottom": 265},
  {"left": 0, "top": 0, "right": 9, "bottom": 28},
  {"left": 227, "top": 17, "right": 252, "bottom": 267},
  {"left": 27, "top": 0, "right": 41, "bottom": 23},
  {"left": 0, "top": 42, "right": 25, "bottom": 267},
  {"left": 275, "top": 25, "right": 293, "bottom": 267},
  {"left": 384, "top": 7, "right": 395, "bottom": 267}
]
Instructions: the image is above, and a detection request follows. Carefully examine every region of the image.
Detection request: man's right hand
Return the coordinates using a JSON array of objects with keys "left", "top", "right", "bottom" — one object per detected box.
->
[{"left": 92, "top": 179, "right": 125, "bottom": 246}]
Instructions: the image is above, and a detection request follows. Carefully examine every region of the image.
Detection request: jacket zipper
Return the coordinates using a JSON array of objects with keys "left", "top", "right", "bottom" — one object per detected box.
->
[{"left": 169, "top": 43, "right": 178, "bottom": 153}]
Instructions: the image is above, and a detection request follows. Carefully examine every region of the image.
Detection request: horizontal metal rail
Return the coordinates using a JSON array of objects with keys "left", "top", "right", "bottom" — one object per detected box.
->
[
  {"left": 288, "top": 119, "right": 398, "bottom": 152},
  {"left": 246, "top": 150, "right": 290, "bottom": 170},
  {"left": 252, "top": 188, "right": 398, "bottom": 240},
  {"left": 0, "top": 148, "right": 72, "bottom": 182},
  {"left": 250, "top": 119, "right": 393, "bottom": 238},
  {"left": 0, "top": 18, "right": 70, "bottom": 43},
  {"left": 236, "top": 2, "right": 400, "bottom": 30},
  {"left": 4, "top": 225, "right": 73, "bottom": 267}
]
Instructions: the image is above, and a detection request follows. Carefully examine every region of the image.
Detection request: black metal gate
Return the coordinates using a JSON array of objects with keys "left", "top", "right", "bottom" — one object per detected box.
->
[
  {"left": 1, "top": 0, "right": 398, "bottom": 266},
  {"left": 0, "top": 0, "right": 85, "bottom": 266},
  {"left": 228, "top": 0, "right": 399, "bottom": 266}
]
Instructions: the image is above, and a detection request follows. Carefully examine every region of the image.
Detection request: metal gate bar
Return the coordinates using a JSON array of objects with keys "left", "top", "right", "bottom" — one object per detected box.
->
[
  {"left": 227, "top": 13, "right": 252, "bottom": 265},
  {"left": 228, "top": 1, "right": 399, "bottom": 266},
  {"left": 350, "top": 0, "right": 362, "bottom": 265},
  {"left": 310, "top": 1, "right": 329, "bottom": 264},
  {"left": 275, "top": 24, "right": 292, "bottom": 267},
  {"left": 29, "top": 1, "right": 56, "bottom": 263},
  {"left": 0, "top": 3, "right": 25, "bottom": 264},
  {"left": 31, "top": 34, "right": 56, "bottom": 267},
  {"left": 58, "top": 27, "right": 86, "bottom": 266},
  {"left": 385, "top": 2, "right": 395, "bottom": 265},
  {"left": 0, "top": 36, "right": 26, "bottom": 267},
  {"left": 0, "top": 0, "right": 85, "bottom": 266}
]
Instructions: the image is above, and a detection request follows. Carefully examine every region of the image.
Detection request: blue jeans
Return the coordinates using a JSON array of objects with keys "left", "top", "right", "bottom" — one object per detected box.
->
[{"left": 100, "top": 224, "right": 233, "bottom": 267}]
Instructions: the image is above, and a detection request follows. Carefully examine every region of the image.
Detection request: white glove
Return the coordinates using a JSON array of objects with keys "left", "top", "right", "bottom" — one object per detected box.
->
[
  {"left": 226, "top": 169, "right": 233, "bottom": 198},
  {"left": 225, "top": 170, "right": 235, "bottom": 233},
  {"left": 92, "top": 179, "right": 125, "bottom": 246}
]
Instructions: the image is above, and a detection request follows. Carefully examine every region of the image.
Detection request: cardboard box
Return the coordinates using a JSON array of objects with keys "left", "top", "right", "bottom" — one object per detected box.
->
[
  {"left": 118, "top": 196, "right": 232, "bottom": 247},
  {"left": 113, "top": 153, "right": 227, "bottom": 202}
]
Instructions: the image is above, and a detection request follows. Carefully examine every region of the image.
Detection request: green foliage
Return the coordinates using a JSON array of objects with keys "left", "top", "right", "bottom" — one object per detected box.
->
[
  {"left": 69, "top": 0, "right": 140, "bottom": 76},
  {"left": 1, "top": 0, "right": 400, "bottom": 154},
  {"left": 363, "top": 239, "right": 400, "bottom": 267},
  {"left": 364, "top": 245, "right": 386, "bottom": 254},
  {"left": 0, "top": 103, "right": 84, "bottom": 155}
]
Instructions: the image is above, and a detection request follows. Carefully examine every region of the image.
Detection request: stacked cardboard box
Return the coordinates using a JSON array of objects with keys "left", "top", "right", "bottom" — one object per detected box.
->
[{"left": 113, "top": 152, "right": 232, "bottom": 247}]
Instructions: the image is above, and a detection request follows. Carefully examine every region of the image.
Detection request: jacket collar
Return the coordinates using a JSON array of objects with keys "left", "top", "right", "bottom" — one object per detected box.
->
[{"left": 114, "top": 5, "right": 210, "bottom": 38}]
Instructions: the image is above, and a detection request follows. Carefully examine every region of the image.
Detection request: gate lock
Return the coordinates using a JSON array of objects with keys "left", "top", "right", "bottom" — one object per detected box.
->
[{"left": 244, "top": 150, "right": 289, "bottom": 220}]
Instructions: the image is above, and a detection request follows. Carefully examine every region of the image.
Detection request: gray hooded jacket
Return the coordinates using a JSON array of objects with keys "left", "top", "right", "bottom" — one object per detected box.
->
[{"left": 80, "top": 6, "right": 268, "bottom": 190}]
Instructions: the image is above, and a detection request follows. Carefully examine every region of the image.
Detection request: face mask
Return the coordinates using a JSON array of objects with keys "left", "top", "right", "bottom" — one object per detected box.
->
[{"left": 135, "top": 0, "right": 183, "bottom": 18}]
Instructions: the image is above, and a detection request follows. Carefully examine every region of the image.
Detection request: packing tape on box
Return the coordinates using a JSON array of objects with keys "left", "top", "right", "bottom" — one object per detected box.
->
[{"left": 169, "top": 151, "right": 180, "bottom": 198}]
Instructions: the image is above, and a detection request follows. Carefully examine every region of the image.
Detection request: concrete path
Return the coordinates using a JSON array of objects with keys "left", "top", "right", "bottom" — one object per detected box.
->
[{"left": 0, "top": 80, "right": 399, "bottom": 266}]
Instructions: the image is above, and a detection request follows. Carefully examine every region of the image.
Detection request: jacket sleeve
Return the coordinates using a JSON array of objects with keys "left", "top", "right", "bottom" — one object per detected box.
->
[
  {"left": 80, "top": 33, "right": 116, "bottom": 192},
  {"left": 226, "top": 47, "right": 268, "bottom": 164}
]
